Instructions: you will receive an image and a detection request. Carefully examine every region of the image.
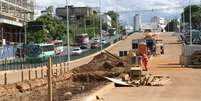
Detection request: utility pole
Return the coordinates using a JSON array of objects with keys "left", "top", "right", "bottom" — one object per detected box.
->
[
  {"left": 66, "top": 0, "right": 70, "bottom": 69},
  {"left": 24, "top": 13, "right": 27, "bottom": 45},
  {"left": 189, "top": 0, "right": 192, "bottom": 45},
  {"left": 1, "top": 26, "right": 3, "bottom": 41},
  {"left": 116, "top": 9, "right": 119, "bottom": 34},
  {"left": 183, "top": 7, "right": 185, "bottom": 32},
  {"left": 84, "top": 16, "right": 87, "bottom": 33},
  {"left": 93, "top": 16, "right": 96, "bottom": 38},
  {"left": 99, "top": 0, "right": 103, "bottom": 50}
]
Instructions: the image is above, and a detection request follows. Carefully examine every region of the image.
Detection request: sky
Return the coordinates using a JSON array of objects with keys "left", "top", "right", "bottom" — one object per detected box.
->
[{"left": 35, "top": 0, "right": 201, "bottom": 25}]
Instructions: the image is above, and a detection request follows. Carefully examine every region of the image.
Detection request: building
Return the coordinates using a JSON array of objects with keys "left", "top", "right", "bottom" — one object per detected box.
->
[
  {"left": 56, "top": 6, "right": 97, "bottom": 20},
  {"left": 141, "top": 23, "right": 156, "bottom": 32},
  {"left": 0, "top": 0, "right": 34, "bottom": 43},
  {"left": 151, "top": 16, "right": 165, "bottom": 25},
  {"left": 133, "top": 14, "right": 141, "bottom": 32},
  {"left": 101, "top": 14, "right": 112, "bottom": 28},
  {"left": 41, "top": 6, "right": 54, "bottom": 16},
  {"left": 150, "top": 16, "right": 166, "bottom": 32}
]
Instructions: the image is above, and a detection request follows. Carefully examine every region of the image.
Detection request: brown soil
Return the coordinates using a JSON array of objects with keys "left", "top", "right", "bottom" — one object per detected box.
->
[{"left": 0, "top": 52, "right": 128, "bottom": 101}]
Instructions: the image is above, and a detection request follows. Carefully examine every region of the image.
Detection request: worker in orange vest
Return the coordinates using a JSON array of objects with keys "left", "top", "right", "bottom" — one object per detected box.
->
[{"left": 142, "top": 54, "right": 148, "bottom": 71}]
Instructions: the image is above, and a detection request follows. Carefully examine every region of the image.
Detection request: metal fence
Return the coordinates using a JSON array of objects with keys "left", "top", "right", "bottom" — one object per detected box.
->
[
  {"left": 0, "top": 33, "right": 134, "bottom": 85},
  {"left": 0, "top": 43, "right": 112, "bottom": 71}
]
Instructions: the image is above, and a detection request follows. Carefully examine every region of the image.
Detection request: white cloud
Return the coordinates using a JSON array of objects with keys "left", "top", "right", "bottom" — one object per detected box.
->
[{"left": 35, "top": 0, "right": 201, "bottom": 23}]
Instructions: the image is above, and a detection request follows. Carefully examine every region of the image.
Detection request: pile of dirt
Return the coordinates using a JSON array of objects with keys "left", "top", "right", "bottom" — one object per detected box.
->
[
  {"left": 72, "top": 52, "right": 128, "bottom": 73},
  {"left": 72, "top": 71, "right": 121, "bottom": 82},
  {"left": 71, "top": 52, "right": 128, "bottom": 83},
  {"left": 0, "top": 52, "right": 128, "bottom": 101}
]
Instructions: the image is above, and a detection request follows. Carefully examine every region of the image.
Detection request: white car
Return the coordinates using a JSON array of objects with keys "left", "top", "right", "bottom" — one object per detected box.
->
[
  {"left": 72, "top": 48, "right": 82, "bottom": 55},
  {"left": 101, "top": 39, "right": 107, "bottom": 44}
]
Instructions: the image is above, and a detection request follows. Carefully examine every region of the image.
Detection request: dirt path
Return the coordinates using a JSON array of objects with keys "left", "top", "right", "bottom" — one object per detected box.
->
[{"left": 101, "top": 32, "right": 201, "bottom": 101}]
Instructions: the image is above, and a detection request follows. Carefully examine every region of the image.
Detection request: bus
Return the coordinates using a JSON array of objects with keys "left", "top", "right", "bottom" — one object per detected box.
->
[
  {"left": 51, "top": 40, "right": 64, "bottom": 55},
  {"left": 26, "top": 43, "right": 55, "bottom": 62}
]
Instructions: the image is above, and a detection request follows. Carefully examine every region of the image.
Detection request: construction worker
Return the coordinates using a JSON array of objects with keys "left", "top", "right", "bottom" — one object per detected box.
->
[{"left": 142, "top": 54, "right": 148, "bottom": 71}]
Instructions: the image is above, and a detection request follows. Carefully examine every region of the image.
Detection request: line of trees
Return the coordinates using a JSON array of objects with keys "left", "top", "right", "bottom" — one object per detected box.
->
[
  {"left": 165, "top": 4, "right": 201, "bottom": 32},
  {"left": 27, "top": 10, "right": 120, "bottom": 43}
]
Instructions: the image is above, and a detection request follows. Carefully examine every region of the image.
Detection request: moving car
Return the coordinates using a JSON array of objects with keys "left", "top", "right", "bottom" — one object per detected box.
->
[
  {"left": 101, "top": 39, "right": 107, "bottom": 44},
  {"left": 80, "top": 44, "right": 88, "bottom": 49},
  {"left": 91, "top": 42, "right": 100, "bottom": 49},
  {"left": 72, "top": 48, "right": 83, "bottom": 55}
]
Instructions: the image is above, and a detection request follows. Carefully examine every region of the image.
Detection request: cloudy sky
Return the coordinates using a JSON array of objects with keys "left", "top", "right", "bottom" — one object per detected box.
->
[{"left": 35, "top": 0, "right": 201, "bottom": 25}]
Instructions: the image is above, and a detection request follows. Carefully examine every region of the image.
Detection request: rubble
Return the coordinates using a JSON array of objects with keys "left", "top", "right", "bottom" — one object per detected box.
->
[{"left": 16, "top": 81, "right": 31, "bottom": 92}]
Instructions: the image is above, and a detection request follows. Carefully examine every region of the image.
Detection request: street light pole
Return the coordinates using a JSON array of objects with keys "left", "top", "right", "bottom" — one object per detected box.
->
[
  {"left": 24, "top": 13, "right": 27, "bottom": 45},
  {"left": 183, "top": 7, "right": 185, "bottom": 32},
  {"left": 99, "top": 0, "right": 103, "bottom": 50},
  {"left": 189, "top": 0, "right": 192, "bottom": 45},
  {"left": 66, "top": 0, "right": 70, "bottom": 68}
]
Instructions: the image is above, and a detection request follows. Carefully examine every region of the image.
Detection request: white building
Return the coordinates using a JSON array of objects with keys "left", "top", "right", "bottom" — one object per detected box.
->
[
  {"left": 101, "top": 14, "right": 112, "bottom": 27},
  {"left": 150, "top": 16, "right": 166, "bottom": 32},
  {"left": 151, "top": 16, "right": 165, "bottom": 25},
  {"left": 133, "top": 14, "right": 141, "bottom": 32}
]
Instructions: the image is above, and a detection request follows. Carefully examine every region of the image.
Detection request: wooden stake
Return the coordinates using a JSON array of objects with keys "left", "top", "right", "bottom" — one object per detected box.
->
[
  {"left": 48, "top": 57, "right": 52, "bottom": 101},
  {"left": 4, "top": 72, "right": 7, "bottom": 85}
]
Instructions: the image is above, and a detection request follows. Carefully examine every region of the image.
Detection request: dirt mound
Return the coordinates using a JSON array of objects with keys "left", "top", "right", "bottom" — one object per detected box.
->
[
  {"left": 72, "top": 52, "right": 128, "bottom": 73},
  {"left": 72, "top": 71, "right": 122, "bottom": 82},
  {"left": 71, "top": 52, "right": 128, "bottom": 83}
]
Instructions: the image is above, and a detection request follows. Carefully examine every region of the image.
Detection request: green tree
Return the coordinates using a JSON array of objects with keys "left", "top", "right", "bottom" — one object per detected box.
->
[
  {"left": 28, "top": 15, "right": 67, "bottom": 43},
  {"left": 75, "top": 15, "right": 100, "bottom": 38},
  {"left": 28, "top": 29, "right": 49, "bottom": 43},
  {"left": 182, "top": 5, "right": 201, "bottom": 28},
  {"left": 165, "top": 19, "right": 179, "bottom": 32},
  {"left": 106, "top": 11, "right": 120, "bottom": 28}
]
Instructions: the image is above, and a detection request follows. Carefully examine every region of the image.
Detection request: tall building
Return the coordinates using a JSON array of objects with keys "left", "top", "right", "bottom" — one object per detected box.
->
[
  {"left": 151, "top": 16, "right": 166, "bottom": 32},
  {"left": 56, "top": 6, "right": 97, "bottom": 20},
  {"left": 133, "top": 14, "right": 141, "bottom": 32},
  {"left": 0, "top": 0, "right": 34, "bottom": 43},
  {"left": 101, "top": 14, "right": 112, "bottom": 28},
  {"left": 151, "top": 16, "right": 165, "bottom": 25}
]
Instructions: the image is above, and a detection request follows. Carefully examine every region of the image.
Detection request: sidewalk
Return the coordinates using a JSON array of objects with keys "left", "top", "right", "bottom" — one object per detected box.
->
[{"left": 101, "top": 32, "right": 201, "bottom": 101}]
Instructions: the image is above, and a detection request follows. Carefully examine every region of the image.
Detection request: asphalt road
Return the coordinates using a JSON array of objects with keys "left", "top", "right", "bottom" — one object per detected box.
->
[{"left": 0, "top": 33, "right": 126, "bottom": 84}]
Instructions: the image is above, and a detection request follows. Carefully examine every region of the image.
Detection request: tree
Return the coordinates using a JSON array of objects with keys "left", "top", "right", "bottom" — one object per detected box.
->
[
  {"left": 74, "top": 15, "right": 100, "bottom": 38},
  {"left": 182, "top": 5, "right": 201, "bottom": 29},
  {"left": 27, "top": 15, "right": 67, "bottom": 43},
  {"left": 106, "top": 11, "right": 120, "bottom": 28},
  {"left": 165, "top": 19, "right": 179, "bottom": 32},
  {"left": 28, "top": 29, "right": 49, "bottom": 43}
]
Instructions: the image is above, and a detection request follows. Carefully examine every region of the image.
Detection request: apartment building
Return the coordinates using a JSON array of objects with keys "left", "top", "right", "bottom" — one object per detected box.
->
[{"left": 0, "top": 0, "right": 34, "bottom": 43}]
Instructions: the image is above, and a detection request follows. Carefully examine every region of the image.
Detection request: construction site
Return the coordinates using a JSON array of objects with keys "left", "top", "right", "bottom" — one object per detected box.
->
[
  {"left": 0, "top": 31, "right": 199, "bottom": 101},
  {"left": 1, "top": 0, "right": 201, "bottom": 101}
]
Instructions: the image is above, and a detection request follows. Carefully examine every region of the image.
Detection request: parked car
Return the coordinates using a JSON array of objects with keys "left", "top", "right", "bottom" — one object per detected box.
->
[
  {"left": 91, "top": 42, "right": 100, "bottom": 49},
  {"left": 72, "top": 48, "right": 82, "bottom": 55},
  {"left": 80, "top": 44, "right": 88, "bottom": 49}
]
